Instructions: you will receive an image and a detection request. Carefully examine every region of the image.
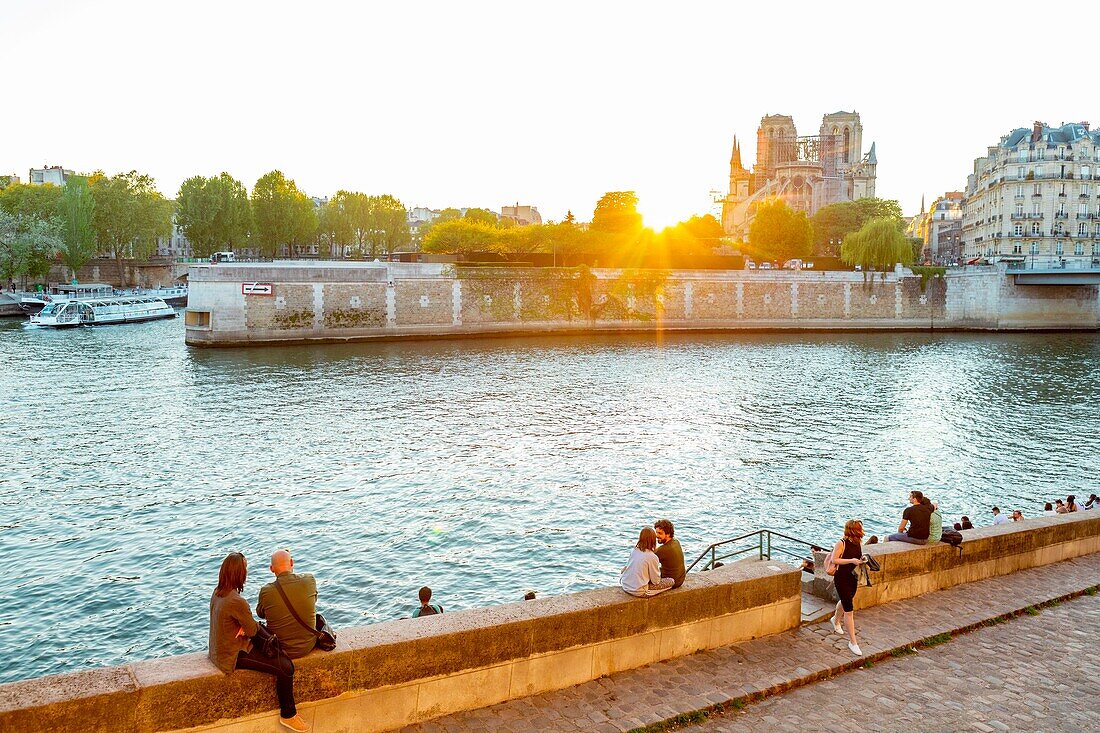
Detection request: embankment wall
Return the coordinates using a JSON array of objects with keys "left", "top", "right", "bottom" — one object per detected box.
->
[
  {"left": 1, "top": 514, "right": 1097, "bottom": 733},
  {"left": 183, "top": 263, "right": 1100, "bottom": 346}
]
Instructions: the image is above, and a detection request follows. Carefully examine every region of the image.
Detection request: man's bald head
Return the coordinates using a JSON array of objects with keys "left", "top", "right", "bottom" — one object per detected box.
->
[{"left": 270, "top": 549, "right": 293, "bottom": 575}]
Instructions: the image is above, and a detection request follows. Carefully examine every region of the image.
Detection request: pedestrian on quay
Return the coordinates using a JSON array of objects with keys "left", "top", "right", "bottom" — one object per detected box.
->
[
  {"left": 887, "top": 490, "right": 933, "bottom": 544},
  {"left": 412, "top": 586, "right": 443, "bottom": 617},
  {"left": 1043, "top": 503, "right": 1057, "bottom": 516},
  {"left": 1065, "top": 495, "right": 1079, "bottom": 512},
  {"left": 208, "top": 552, "right": 309, "bottom": 733},
  {"left": 953, "top": 516, "right": 974, "bottom": 531},
  {"left": 992, "top": 506, "right": 1009, "bottom": 525},
  {"left": 1085, "top": 494, "right": 1100, "bottom": 511},
  {"left": 1011, "top": 510, "right": 1024, "bottom": 522},
  {"left": 1055, "top": 499, "right": 1067, "bottom": 513},
  {"left": 619, "top": 527, "right": 675, "bottom": 598},
  {"left": 828, "top": 519, "right": 867, "bottom": 657},
  {"left": 653, "top": 519, "right": 686, "bottom": 589}
]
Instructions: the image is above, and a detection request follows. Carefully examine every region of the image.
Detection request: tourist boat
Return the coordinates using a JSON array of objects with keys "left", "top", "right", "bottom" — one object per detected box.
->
[
  {"left": 29, "top": 295, "right": 177, "bottom": 327},
  {"left": 19, "top": 283, "right": 188, "bottom": 314}
]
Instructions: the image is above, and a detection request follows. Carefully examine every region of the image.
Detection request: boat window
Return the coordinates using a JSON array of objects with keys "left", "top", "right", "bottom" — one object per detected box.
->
[{"left": 40, "top": 304, "right": 58, "bottom": 315}]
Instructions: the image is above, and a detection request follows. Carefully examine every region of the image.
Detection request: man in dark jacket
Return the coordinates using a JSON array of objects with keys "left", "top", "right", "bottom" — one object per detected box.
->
[{"left": 654, "top": 519, "right": 686, "bottom": 589}]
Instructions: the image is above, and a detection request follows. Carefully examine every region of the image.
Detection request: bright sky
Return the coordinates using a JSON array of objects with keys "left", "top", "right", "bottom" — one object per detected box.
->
[{"left": 1, "top": 1, "right": 1092, "bottom": 229}]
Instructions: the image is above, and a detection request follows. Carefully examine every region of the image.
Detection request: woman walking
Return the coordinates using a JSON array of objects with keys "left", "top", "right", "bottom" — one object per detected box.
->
[
  {"left": 209, "top": 552, "right": 310, "bottom": 732},
  {"left": 830, "top": 520, "right": 867, "bottom": 656}
]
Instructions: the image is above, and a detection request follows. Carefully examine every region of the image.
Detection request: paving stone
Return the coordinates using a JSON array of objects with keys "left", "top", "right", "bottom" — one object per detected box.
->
[{"left": 393, "top": 555, "right": 1100, "bottom": 733}]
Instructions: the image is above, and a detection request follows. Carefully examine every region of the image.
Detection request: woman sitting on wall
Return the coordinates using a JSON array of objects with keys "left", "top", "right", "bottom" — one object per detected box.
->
[
  {"left": 620, "top": 527, "right": 675, "bottom": 598},
  {"left": 209, "top": 552, "right": 310, "bottom": 732}
]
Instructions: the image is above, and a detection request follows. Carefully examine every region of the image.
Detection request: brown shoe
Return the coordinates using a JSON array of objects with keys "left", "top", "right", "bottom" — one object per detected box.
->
[{"left": 279, "top": 714, "right": 310, "bottom": 732}]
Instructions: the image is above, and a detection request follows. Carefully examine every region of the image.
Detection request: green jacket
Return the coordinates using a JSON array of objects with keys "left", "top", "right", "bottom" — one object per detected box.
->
[{"left": 256, "top": 572, "right": 318, "bottom": 659}]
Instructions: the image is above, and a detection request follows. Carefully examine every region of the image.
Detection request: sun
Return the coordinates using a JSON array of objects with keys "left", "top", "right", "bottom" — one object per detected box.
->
[{"left": 636, "top": 203, "right": 683, "bottom": 232}]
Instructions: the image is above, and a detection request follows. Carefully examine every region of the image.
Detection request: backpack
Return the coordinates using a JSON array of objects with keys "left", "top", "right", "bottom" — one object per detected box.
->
[
  {"left": 941, "top": 529, "right": 963, "bottom": 548},
  {"left": 418, "top": 603, "right": 440, "bottom": 616},
  {"left": 824, "top": 549, "right": 838, "bottom": 576}
]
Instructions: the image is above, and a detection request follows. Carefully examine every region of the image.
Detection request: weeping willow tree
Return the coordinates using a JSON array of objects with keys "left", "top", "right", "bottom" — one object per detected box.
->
[{"left": 840, "top": 217, "right": 913, "bottom": 279}]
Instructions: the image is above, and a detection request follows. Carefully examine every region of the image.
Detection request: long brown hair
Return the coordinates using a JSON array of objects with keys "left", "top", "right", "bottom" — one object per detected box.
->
[
  {"left": 636, "top": 526, "right": 658, "bottom": 552},
  {"left": 215, "top": 552, "right": 247, "bottom": 598},
  {"left": 843, "top": 520, "right": 864, "bottom": 544}
]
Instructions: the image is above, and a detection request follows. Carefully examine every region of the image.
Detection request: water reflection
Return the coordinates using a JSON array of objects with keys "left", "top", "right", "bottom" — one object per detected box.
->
[{"left": 0, "top": 317, "right": 1098, "bottom": 682}]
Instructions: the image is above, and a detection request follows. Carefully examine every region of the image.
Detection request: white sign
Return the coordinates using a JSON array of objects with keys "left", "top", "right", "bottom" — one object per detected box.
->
[{"left": 242, "top": 282, "right": 274, "bottom": 296}]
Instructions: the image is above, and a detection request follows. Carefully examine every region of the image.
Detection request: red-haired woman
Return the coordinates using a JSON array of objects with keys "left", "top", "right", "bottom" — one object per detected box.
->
[
  {"left": 209, "top": 552, "right": 309, "bottom": 732},
  {"left": 830, "top": 520, "right": 867, "bottom": 656},
  {"left": 620, "top": 527, "right": 676, "bottom": 597}
]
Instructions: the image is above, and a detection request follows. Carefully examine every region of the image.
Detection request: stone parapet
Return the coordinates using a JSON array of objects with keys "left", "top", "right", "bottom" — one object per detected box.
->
[
  {"left": 0, "top": 561, "right": 801, "bottom": 733},
  {"left": 184, "top": 263, "right": 1099, "bottom": 346}
]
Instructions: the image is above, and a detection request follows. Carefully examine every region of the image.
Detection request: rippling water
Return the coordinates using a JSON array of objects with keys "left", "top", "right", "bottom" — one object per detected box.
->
[{"left": 1, "top": 315, "right": 1098, "bottom": 683}]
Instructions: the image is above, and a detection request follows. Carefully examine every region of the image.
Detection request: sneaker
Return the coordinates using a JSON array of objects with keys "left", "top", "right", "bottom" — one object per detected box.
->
[
  {"left": 848, "top": 642, "right": 862, "bottom": 656},
  {"left": 833, "top": 619, "right": 843, "bottom": 635},
  {"left": 280, "top": 715, "right": 310, "bottom": 732}
]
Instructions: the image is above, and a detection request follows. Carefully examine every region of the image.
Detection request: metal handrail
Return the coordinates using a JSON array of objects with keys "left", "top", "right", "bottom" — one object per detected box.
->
[{"left": 686, "top": 529, "right": 825, "bottom": 573}]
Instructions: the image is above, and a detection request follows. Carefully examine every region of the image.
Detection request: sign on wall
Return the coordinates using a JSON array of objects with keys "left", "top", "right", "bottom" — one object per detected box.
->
[{"left": 242, "top": 282, "right": 275, "bottom": 296}]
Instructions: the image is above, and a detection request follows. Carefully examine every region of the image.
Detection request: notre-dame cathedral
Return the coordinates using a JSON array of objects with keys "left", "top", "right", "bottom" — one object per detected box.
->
[{"left": 721, "top": 111, "right": 878, "bottom": 239}]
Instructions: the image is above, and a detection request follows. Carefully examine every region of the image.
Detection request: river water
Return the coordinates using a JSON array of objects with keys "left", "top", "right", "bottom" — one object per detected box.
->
[{"left": 1, "top": 315, "right": 1098, "bottom": 683}]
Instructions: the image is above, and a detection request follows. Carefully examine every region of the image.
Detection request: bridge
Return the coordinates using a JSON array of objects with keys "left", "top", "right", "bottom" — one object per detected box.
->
[{"left": 1004, "top": 258, "right": 1100, "bottom": 285}]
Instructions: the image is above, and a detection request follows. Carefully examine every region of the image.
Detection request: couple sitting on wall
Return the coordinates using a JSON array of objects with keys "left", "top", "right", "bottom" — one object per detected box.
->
[
  {"left": 209, "top": 549, "right": 328, "bottom": 733},
  {"left": 619, "top": 519, "right": 686, "bottom": 597}
]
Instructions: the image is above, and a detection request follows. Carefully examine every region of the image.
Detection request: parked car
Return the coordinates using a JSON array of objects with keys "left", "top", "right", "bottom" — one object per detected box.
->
[
  {"left": 210, "top": 251, "right": 236, "bottom": 264},
  {"left": 760, "top": 261, "right": 774, "bottom": 270},
  {"left": 744, "top": 258, "right": 757, "bottom": 270},
  {"left": 783, "top": 259, "right": 803, "bottom": 270}
]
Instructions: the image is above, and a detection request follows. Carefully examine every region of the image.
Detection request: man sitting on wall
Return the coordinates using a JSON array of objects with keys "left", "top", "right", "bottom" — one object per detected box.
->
[
  {"left": 992, "top": 506, "right": 1009, "bottom": 524},
  {"left": 654, "top": 519, "right": 686, "bottom": 589},
  {"left": 887, "top": 491, "right": 933, "bottom": 545},
  {"left": 256, "top": 549, "right": 318, "bottom": 659}
]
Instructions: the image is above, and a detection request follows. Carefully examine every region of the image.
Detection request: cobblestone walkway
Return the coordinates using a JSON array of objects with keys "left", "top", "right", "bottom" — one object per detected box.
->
[
  {"left": 693, "top": 593, "right": 1100, "bottom": 733},
  {"left": 396, "top": 554, "right": 1100, "bottom": 733}
]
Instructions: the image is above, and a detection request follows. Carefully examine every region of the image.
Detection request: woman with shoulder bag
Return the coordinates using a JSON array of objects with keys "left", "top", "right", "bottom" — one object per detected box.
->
[
  {"left": 209, "top": 552, "right": 310, "bottom": 732},
  {"left": 827, "top": 520, "right": 867, "bottom": 656}
]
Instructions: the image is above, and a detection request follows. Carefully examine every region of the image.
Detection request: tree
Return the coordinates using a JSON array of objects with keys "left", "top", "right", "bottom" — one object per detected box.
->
[
  {"left": 811, "top": 197, "right": 904, "bottom": 255},
  {"left": 250, "top": 171, "right": 317, "bottom": 258},
  {"left": 0, "top": 210, "right": 63, "bottom": 287},
  {"left": 0, "top": 182, "right": 63, "bottom": 222},
  {"left": 590, "top": 191, "right": 643, "bottom": 238},
  {"left": 461, "top": 207, "right": 499, "bottom": 227},
  {"left": 90, "top": 171, "right": 173, "bottom": 286},
  {"left": 175, "top": 173, "right": 251, "bottom": 258},
  {"left": 56, "top": 175, "right": 97, "bottom": 280},
  {"left": 421, "top": 219, "right": 503, "bottom": 254},
  {"left": 748, "top": 199, "right": 812, "bottom": 264},
  {"left": 364, "top": 194, "right": 412, "bottom": 258},
  {"left": 840, "top": 216, "right": 914, "bottom": 273}
]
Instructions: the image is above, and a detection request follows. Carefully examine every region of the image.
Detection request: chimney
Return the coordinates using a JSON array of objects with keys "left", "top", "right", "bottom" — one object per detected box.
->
[
  {"left": 1031, "top": 121, "right": 1044, "bottom": 142},
  {"left": 1081, "top": 121, "right": 1090, "bottom": 131}
]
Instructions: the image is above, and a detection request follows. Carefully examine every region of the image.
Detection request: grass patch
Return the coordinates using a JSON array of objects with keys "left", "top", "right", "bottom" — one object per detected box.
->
[
  {"left": 861, "top": 660, "right": 875, "bottom": 669},
  {"left": 1024, "top": 606, "right": 1040, "bottom": 616},
  {"left": 1085, "top": 586, "right": 1097, "bottom": 596},
  {"left": 730, "top": 699, "right": 744, "bottom": 711},
  {"left": 889, "top": 646, "right": 915, "bottom": 658},
  {"left": 922, "top": 632, "right": 953, "bottom": 647}
]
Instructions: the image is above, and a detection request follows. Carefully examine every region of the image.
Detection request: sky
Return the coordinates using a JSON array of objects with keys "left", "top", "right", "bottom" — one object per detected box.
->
[{"left": 1, "top": 0, "right": 1094, "bottom": 229}]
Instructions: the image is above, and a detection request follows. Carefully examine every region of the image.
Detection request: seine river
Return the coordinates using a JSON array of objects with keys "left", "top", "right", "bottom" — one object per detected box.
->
[{"left": 1, "top": 315, "right": 1098, "bottom": 683}]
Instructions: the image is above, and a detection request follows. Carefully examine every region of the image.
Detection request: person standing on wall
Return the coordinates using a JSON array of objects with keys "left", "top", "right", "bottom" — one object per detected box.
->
[{"left": 829, "top": 520, "right": 868, "bottom": 657}]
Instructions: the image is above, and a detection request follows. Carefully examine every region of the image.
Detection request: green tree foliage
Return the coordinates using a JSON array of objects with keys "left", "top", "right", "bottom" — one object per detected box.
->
[
  {"left": 0, "top": 182, "right": 63, "bottom": 222},
  {"left": 0, "top": 210, "right": 63, "bottom": 286},
  {"left": 840, "top": 217, "right": 914, "bottom": 272},
  {"left": 421, "top": 219, "right": 502, "bottom": 254},
  {"left": 363, "top": 194, "right": 411, "bottom": 258},
  {"left": 251, "top": 171, "right": 317, "bottom": 258},
  {"left": 56, "top": 175, "right": 97, "bottom": 279},
  {"left": 747, "top": 199, "right": 812, "bottom": 264},
  {"left": 590, "top": 191, "right": 643, "bottom": 238},
  {"left": 811, "top": 198, "right": 904, "bottom": 255},
  {"left": 461, "top": 207, "right": 499, "bottom": 227},
  {"left": 89, "top": 171, "right": 173, "bottom": 286},
  {"left": 175, "top": 173, "right": 251, "bottom": 258}
]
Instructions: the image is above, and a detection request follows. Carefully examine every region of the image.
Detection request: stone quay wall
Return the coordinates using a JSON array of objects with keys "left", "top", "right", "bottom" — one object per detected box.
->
[
  {"left": 1, "top": 513, "right": 1096, "bottom": 733},
  {"left": 183, "top": 262, "right": 1100, "bottom": 346}
]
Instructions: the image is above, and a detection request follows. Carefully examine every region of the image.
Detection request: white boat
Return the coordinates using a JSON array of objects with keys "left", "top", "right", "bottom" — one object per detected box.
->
[
  {"left": 29, "top": 295, "right": 177, "bottom": 327},
  {"left": 19, "top": 283, "right": 188, "bottom": 314}
]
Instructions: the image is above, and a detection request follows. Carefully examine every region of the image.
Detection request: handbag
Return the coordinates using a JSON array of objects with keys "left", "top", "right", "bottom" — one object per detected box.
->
[
  {"left": 273, "top": 577, "right": 337, "bottom": 652},
  {"left": 824, "top": 549, "right": 838, "bottom": 576},
  {"left": 252, "top": 623, "right": 282, "bottom": 659},
  {"left": 863, "top": 554, "right": 881, "bottom": 573}
]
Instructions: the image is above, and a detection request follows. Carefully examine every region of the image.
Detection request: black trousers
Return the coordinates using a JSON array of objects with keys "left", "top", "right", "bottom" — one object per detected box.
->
[{"left": 237, "top": 648, "right": 296, "bottom": 718}]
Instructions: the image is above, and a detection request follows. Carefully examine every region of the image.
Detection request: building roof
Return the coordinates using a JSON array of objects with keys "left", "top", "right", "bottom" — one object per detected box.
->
[
  {"left": 1001, "top": 122, "right": 1100, "bottom": 148},
  {"left": 867, "top": 142, "right": 877, "bottom": 164}
]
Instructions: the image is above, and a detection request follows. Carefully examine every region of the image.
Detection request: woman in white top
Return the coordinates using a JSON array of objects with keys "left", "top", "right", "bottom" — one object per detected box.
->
[{"left": 620, "top": 527, "right": 676, "bottom": 597}]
